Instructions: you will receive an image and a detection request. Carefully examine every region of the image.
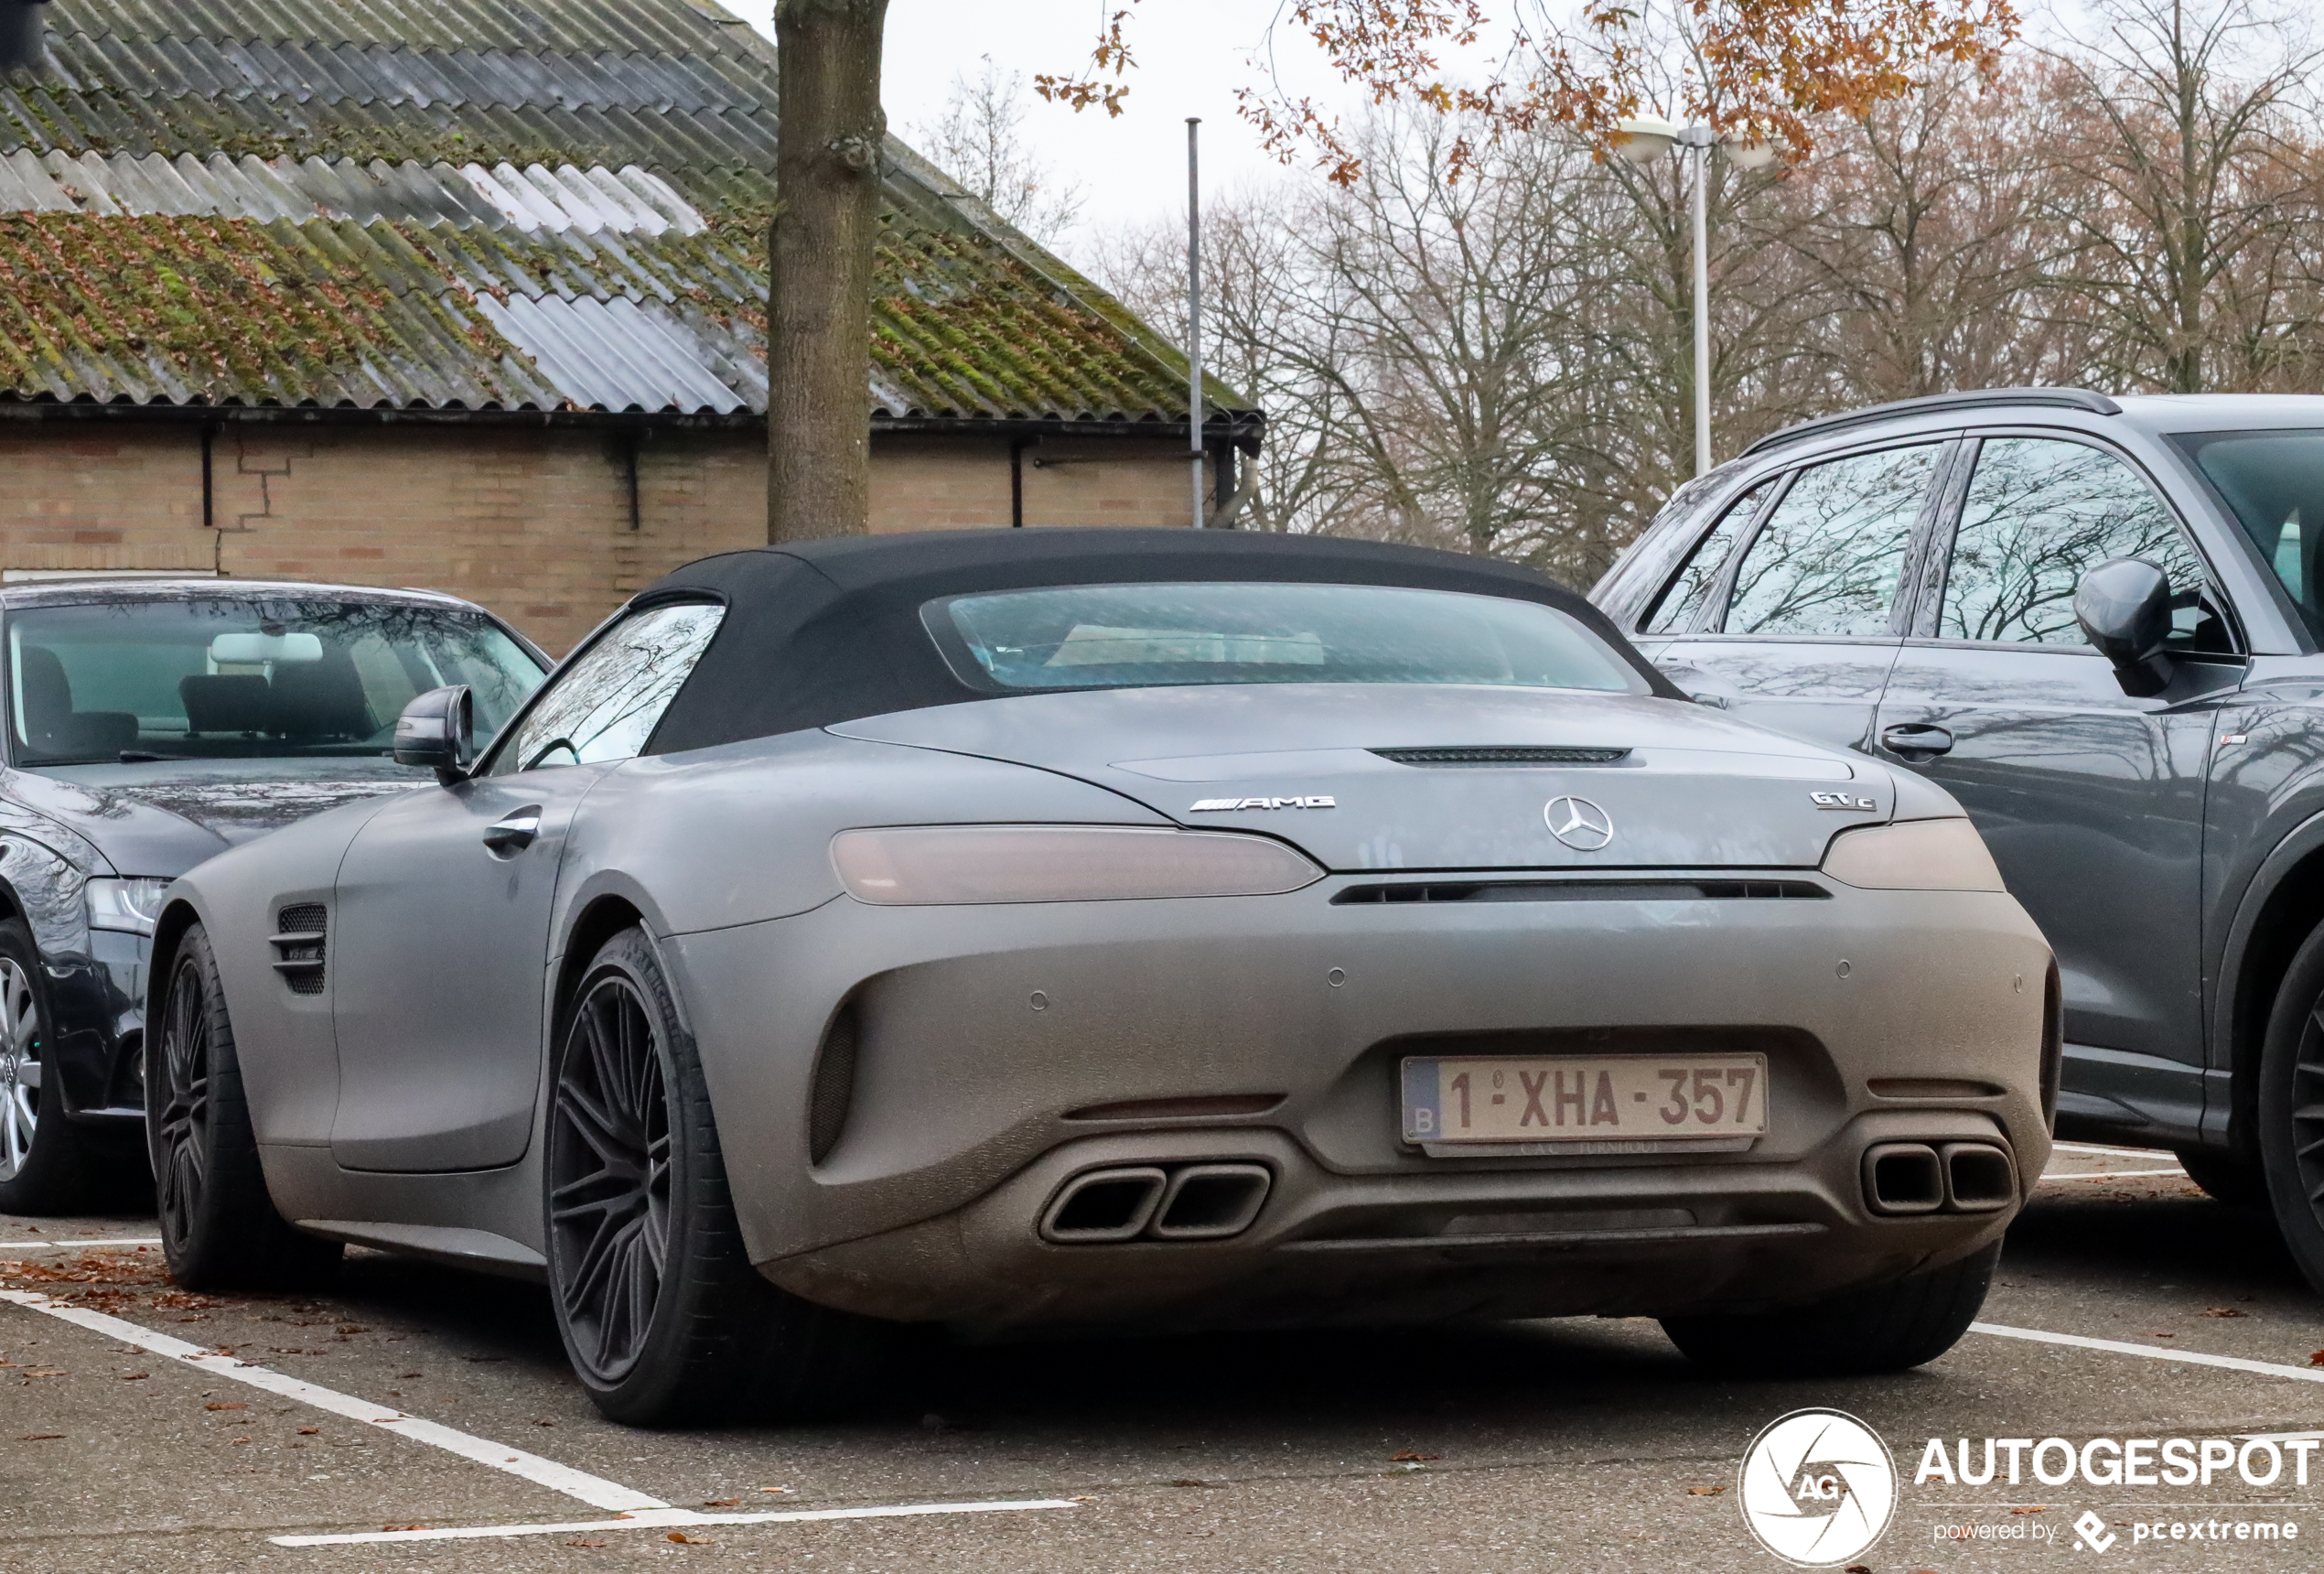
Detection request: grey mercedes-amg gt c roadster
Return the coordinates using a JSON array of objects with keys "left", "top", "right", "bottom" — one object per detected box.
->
[{"left": 149, "top": 529, "right": 2055, "bottom": 1424}]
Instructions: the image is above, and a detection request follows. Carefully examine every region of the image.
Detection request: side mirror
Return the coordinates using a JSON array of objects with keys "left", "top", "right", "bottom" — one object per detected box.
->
[
  {"left": 2073, "top": 557, "right": 2175, "bottom": 698},
  {"left": 393, "top": 685, "right": 474, "bottom": 784}
]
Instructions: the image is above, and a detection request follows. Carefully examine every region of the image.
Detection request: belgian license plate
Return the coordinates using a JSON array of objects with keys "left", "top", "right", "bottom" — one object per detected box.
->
[{"left": 1400, "top": 1054, "right": 1769, "bottom": 1145}]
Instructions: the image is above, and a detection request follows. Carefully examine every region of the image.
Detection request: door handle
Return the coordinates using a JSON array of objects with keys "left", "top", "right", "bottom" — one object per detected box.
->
[
  {"left": 1880, "top": 724, "right": 1955, "bottom": 760},
  {"left": 483, "top": 806, "right": 543, "bottom": 857}
]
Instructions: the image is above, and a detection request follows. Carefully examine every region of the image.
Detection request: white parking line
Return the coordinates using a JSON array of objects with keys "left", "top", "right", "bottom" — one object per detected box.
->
[
  {"left": 2038, "top": 1168, "right": 2189, "bottom": 1182},
  {"left": 0, "top": 1288, "right": 666, "bottom": 1512},
  {"left": 271, "top": 1498, "right": 1082, "bottom": 1547},
  {"left": 0, "top": 1236, "right": 164, "bottom": 1253},
  {"left": 1972, "top": 1321, "right": 2324, "bottom": 1385},
  {"left": 2051, "top": 1142, "right": 2178, "bottom": 1159}
]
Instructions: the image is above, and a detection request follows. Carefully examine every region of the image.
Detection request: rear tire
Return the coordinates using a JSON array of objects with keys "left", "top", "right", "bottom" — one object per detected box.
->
[
  {"left": 1661, "top": 1242, "right": 2000, "bottom": 1378},
  {"left": 0, "top": 918, "right": 107, "bottom": 1215},
  {"left": 543, "top": 927, "right": 887, "bottom": 1427},
  {"left": 2176, "top": 1148, "right": 2266, "bottom": 1208},
  {"left": 146, "top": 923, "right": 341, "bottom": 1291}
]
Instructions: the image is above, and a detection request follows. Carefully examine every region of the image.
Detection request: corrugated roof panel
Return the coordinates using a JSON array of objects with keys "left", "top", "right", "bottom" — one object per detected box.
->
[{"left": 0, "top": 0, "right": 1240, "bottom": 427}]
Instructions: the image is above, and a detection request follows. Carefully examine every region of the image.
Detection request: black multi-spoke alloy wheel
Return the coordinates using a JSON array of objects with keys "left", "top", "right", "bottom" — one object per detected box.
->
[
  {"left": 544, "top": 928, "right": 888, "bottom": 1426},
  {"left": 0, "top": 916, "right": 105, "bottom": 1214},
  {"left": 2257, "top": 922, "right": 2324, "bottom": 1291},
  {"left": 1661, "top": 1241, "right": 2002, "bottom": 1377},
  {"left": 146, "top": 922, "right": 341, "bottom": 1290}
]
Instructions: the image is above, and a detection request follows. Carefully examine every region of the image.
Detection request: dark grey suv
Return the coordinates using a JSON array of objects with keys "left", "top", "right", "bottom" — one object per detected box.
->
[{"left": 1594, "top": 388, "right": 2324, "bottom": 1289}]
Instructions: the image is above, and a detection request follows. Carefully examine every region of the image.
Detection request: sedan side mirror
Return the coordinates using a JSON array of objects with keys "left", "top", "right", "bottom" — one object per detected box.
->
[
  {"left": 393, "top": 685, "right": 475, "bottom": 784},
  {"left": 2073, "top": 557, "right": 2175, "bottom": 698}
]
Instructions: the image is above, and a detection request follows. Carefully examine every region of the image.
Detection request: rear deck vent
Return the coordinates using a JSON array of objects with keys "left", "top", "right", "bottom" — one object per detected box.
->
[
  {"left": 269, "top": 903, "right": 327, "bottom": 995},
  {"left": 1372, "top": 746, "right": 1630, "bottom": 767},
  {"left": 1334, "top": 879, "right": 1829, "bottom": 905}
]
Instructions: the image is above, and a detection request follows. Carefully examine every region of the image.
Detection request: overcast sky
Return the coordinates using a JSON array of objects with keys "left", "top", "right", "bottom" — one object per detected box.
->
[{"left": 726, "top": 1, "right": 1362, "bottom": 242}]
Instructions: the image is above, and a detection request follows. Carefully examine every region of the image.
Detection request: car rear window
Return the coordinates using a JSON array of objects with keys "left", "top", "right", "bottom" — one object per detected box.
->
[{"left": 926, "top": 582, "right": 1649, "bottom": 695}]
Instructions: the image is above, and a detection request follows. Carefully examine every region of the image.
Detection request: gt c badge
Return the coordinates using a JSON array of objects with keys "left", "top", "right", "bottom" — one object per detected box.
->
[
  {"left": 1544, "top": 795, "right": 1614, "bottom": 850},
  {"left": 1189, "top": 795, "right": 1337, "bottom": 812},
  {"left": 1810, "top": 792, "right": 1878, "bottom": 812}
]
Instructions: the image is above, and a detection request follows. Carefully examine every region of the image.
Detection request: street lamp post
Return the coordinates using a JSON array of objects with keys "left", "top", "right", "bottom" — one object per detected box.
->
[{"left": 1615, "top": 118, "right": 1778, "bottom": 478}]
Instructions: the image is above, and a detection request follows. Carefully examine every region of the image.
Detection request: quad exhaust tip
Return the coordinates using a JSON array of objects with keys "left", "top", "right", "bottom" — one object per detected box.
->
[
  {"left": 1862, "top": 1140, "right": 2017, "bottom": 1215},
  {"left": 1039, "top": 1162, "right": 1273, "bottom": 1245}
]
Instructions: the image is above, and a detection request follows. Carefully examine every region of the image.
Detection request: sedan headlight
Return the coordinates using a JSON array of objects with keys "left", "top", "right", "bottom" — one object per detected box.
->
[
  {"left": 86, "top": 876, "right": 173, "bottom": 934},
  {"left": 831, "top": 825, "right": 1324, "bottom": 905},
  {"left": 1821, "top": 818, "right": 2006, "bottom": 892}
]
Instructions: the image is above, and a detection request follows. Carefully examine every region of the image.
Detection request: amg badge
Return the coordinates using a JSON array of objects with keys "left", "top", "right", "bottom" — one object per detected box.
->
[
  {"left": 1809, "top": 791, "right": 1878, "bottom": 812},
  {"left": 1189, "top": 795, "right": 1337, "bottom": 812}
]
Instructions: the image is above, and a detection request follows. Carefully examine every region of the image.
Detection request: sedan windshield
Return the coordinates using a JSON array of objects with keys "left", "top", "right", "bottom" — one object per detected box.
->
[
  {"left": 930, "top": 582, "right": 1648, "bottom": 695},
  {"left": 2178, "top": 428, "right": 2324, "bottom": 638},
  {"left": 7, "top": 598, "right": 544, "bottom": 766}
]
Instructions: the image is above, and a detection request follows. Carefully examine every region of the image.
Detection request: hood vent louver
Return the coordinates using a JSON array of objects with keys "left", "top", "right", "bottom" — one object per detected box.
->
[
  {"left": 1370, "top": 746, "right": 1630, "bottom": 767},
  {"left": 270, "top": 903, "right": 327, "bottom": 995}
]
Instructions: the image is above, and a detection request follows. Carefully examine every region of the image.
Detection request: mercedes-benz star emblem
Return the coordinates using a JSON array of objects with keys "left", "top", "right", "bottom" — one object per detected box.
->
[{"left": 1544, "top": 795, "right": 1614, "bottom": 851}]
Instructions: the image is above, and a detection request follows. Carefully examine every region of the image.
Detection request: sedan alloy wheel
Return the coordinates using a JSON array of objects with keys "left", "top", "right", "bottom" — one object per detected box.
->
[{"left": 0, "top": 957, "right": 41, "bottom": 1182}]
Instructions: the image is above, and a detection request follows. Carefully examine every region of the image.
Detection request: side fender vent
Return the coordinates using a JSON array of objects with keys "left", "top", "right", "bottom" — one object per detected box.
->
[{"left": 271, "top": 902, "right": 327, "bottom": 995}]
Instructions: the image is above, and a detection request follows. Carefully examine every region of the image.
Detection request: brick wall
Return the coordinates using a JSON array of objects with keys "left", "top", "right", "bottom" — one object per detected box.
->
[{"left": 0, "top": 423, "right": 1207, "bottom": 653}]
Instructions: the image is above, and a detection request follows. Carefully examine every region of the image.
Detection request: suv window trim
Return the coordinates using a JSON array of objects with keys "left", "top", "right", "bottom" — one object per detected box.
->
[{"left": 1907, "top": 429, "right": 2248, "bottom": 660}]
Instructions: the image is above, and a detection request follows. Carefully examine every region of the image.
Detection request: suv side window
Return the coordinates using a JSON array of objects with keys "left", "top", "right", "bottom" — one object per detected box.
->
[
  {"left": 1940, "top": 437, "right": 2220, "bottom": 648},
  {"left": 1641, "top": 477, "right": 1776, "bottom": 634},
  {"left": 490, "top": 601, "right": 726, "bottom": 774},
  {"left": 1720, "top": 444, "right": 1942, "bottom": 637}
]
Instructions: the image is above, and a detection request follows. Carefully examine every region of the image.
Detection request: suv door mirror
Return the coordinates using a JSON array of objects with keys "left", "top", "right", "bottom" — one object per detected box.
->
[
  {"left": 393, "top": 685, "right": 474, "bottom": 784},
  {"left": 2073, "top": 557, "right": 2174, "bottom": 697}
]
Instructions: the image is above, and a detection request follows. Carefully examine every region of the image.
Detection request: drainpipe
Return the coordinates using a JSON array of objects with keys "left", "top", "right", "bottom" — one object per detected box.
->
[
  {"left": 1009, "top": 437, "right": 1032, "bottom": 527},
  {"left": 0, "top": 1, "right": 52, "bottom": 73}
]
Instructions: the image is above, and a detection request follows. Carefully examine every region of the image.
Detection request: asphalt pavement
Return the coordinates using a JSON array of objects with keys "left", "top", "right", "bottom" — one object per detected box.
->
[{"left": 5, "top": 1143, "right": 2323, "bottom": 1572}]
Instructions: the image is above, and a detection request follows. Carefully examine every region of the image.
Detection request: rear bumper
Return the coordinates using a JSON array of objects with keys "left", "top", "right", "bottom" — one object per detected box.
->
[{"left": 665, "top": 872, "right": 2052, "bottom": 1331}]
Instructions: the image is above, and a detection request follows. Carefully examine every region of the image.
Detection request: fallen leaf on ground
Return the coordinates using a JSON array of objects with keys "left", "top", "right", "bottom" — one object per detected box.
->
[
  {"left": 759, "top": 1487, "right": 787, "bottom": 1493},
  {"left": 1845, "top": 1565, "right": 1872, "bottom": 1573},
  {"left": 1071, "top": 1495, "right": 1094, "bottom": 1503},
  {"left": 533, "top": 1418, "right": 554, "bottom": 1427},
  {"left": 1170, "top": 1478, "right": 1215, "bottom": 1488},
  {"left": 1687, "top": 1486, "right": 1727, "bottom": 1496},
  {"left": 204, "top": 1402, "right": 246, "bottom": 1411},
  {"left": 382, "top": 1525, "right": 430, "bottom": 1533},
  {"left": 16, "top": 1433, "right": 62, "bottom": 1441},
  {"left": 2011, "top": 1505, "right": 2047, "bottom": 1515},
  {"left": 2310, "top": 1349, "right": 2324, "bottom": 1367},
  {"left": 667, "top": 1532, "right": 714, "bottom": 1544},
  {"left": 703, "top": 1497, "right": 740, "bottom": 1507},
  {"left": 120, "top": 1372, "right": 147, "bottom": 1381},
  {"left": 1389, "top": 1450, "right": 1441, "bottom": 1462},
  {"left": 2143, "top": 1331, "right": 2177, "bottom": 1339},
  {"left": 567, "top": 1539, "right": 608, "bottom": 1548},
  {"left": 2203, "top": 1307, "right": 2248, "bottom": 1318},
  {"left": 298, "top": 1428, "right": 319, "bottom": 1436}
]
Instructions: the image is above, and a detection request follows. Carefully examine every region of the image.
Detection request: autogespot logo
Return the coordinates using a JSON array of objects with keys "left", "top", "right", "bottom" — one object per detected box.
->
[{"left": 1740, "top": 1408, "right": 1899, "bottom": 1568}]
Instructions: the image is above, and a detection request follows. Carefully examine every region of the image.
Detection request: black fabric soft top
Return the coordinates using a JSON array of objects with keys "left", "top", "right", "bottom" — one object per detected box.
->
[{"left": 640, "top": 528, "right": 1685, "bottom": 754}]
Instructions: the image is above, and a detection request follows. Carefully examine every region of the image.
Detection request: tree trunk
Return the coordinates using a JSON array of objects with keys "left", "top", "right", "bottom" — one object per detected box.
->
[{"left": 769, "top": 0, "right": 888, "bottom": 544}]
